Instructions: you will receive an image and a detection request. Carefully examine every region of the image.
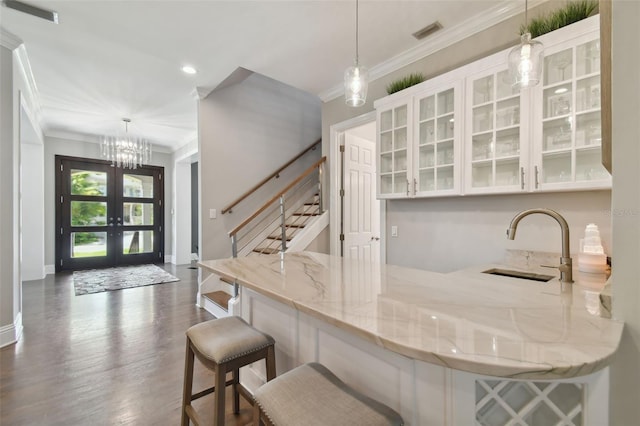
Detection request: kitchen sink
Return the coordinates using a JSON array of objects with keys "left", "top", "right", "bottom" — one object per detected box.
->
[{"left": 482, "top": 268, "right": 555, "bottom": 282}]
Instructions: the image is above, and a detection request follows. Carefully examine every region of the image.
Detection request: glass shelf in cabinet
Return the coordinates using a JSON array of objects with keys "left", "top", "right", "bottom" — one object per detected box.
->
[
  {"left": 393, "top": 172, "right": 408, "bottom": 194},
  {"left": 436, "top": 165, "right": 455, "bottom": 190},
  {"left": 437, "top": 89, "right": 455, "bottom": 115},
  {"left": 437, "top": 116, "right": 455, "bottom": 141},
  {"left": 394, "top": 128, "right": 408, "bottom": 149},
  {"left": 576, "top": 147, "right": 610, "bottom": 181},
  {"left": 471, "top": 162, "right": 493, "bottom": 188},
  {"left": 542, "top": 151, "right": 572, "bottom": 184},
  {"left": 419, "top": 169, "right": 435, "bottom": 192},
  {"left": 473, "top": 75, "right": 494, "bottom": 105},
  {"left": 420, "top": 96, "right": 436, "bottom": 121},
  {"left": 473, "top": 105, "right": 494, "bottom": 134},
  {"left": 380, "top": 111, "right": 393, "bottom": 132},
  {"left": 544, "top": 86, "right": 573, "bottom": 119},
  {"left": 394, "top": 106, "right": 408, "bottom": 128},
  {"left": 419, "top": 120, "right": 435, "bottom": 145},
  {"left": 495, "top": 158, "right": 520, "bottom": 186}
]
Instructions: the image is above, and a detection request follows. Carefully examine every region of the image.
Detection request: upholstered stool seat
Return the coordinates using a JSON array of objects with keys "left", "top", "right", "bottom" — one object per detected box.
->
[
  {"left": 253, "top": 362, "right": 404, "bottom": 426},
  {"left": 181, "top": 316, "right": 276, "bottom": 426}
]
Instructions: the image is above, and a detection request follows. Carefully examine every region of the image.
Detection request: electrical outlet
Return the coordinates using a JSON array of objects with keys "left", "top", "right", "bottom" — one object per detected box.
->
[
  {"left": 391, "top": 225, "right": 398, "bottom": 237},
  {"left": 209, "top": 208, "right": 217, "bottom": 219}
]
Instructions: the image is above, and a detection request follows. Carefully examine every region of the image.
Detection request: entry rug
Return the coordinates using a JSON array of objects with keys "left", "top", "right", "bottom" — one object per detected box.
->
[{"left": 73, "top": 264, "right": 180, "bottom": 295}]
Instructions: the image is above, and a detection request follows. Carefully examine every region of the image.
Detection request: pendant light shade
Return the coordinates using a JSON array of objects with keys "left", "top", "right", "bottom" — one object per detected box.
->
[
  {"left": 508, "top": 0, "right": 544, "bottom": 88},
  {"left": 345, "top": 0, "right": 368, "bottom": 107},
  {"left": 344, "top": 64, "right": 369, "bottom": 107},
  {"left": 508, "top": 32, "right": 544, "bottom": 88}
]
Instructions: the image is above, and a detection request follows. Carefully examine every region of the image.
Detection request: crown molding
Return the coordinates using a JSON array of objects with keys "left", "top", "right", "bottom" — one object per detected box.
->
[
  {"left": 0, "top": 27, "right": 22, "bottom": 49},
  {"left": 318, "top": 0, "right": 548, "bottom": 102},
  {"left": 14, "top": 44, "right": 45, "bottom": 128}
]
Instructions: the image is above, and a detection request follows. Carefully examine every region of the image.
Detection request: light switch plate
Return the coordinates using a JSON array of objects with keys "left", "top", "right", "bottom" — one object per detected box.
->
[
  {"left": 209, "top": 208, "right": 217, "bottom": 219},
  {"left": 391, "top": 225, "right": 398, "bottom": 237}
]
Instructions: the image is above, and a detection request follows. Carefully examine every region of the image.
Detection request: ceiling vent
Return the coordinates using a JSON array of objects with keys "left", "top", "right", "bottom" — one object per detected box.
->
[
  {"left": 412, "top": 21, "right": 443, "bottom": 40},
  {"left": 2, "top": 0, "right": 58, "bottom": 23}
]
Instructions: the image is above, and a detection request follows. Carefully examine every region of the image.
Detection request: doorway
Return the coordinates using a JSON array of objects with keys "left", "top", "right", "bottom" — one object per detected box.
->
[
  {"left": 330, "top": 112, "right": 384, "bottom": 263},
  {"left": 55, "top": 155, "right": 164, "bottom": 272}
]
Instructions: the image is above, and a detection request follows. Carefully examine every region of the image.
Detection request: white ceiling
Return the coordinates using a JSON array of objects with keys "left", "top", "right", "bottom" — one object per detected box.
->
[{"left": 1, "top": 0, "right": 520, "bottom": 151}]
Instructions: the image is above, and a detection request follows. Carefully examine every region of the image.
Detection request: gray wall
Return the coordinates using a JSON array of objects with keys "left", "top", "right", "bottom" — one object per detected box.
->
[
  {"left": 199, "top": 72, "right": 321, "bottom": 261},
  {"left": 43, "top": 136, "right": 174, "bottom": 266},
  {"left": 387, "top": 191, "right": 611, "bottom": 273},
  {"left": 610, "top": 1, "right": 640, "bottom": 424},
  {"left": 0, "top": 45, "right": 17, "bottom": 328}
]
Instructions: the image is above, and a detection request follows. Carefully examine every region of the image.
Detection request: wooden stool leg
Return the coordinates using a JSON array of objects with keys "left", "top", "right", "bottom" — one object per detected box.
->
[
  {"left": 265, "top": 345, "right": 276, "bottom": 381},
  {"left": 253, "top": 402, "right": 261, "bottom": 426},
  {"left": 213, "top": 364, "right": 226, "bottom": 426},
  {"left": 232, "top": 368, "right": 240, "bottom": 414},
  {"left": 181, "top": 339, "right": 195, "bottom": 426}
]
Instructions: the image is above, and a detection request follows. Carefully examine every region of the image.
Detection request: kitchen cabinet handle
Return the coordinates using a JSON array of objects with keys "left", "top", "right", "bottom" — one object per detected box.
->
[
  {"left": 520, "top": 167, "right": 525, "bottom": 190},
  {"left": 413, "top": 178, "right": 417, "bottom": 195},
  {"left": 406, "top": 180, "right": 410, "bottom": 196},
  {"left": 535, "top": 166, "right": 539, "bottom": 189}
]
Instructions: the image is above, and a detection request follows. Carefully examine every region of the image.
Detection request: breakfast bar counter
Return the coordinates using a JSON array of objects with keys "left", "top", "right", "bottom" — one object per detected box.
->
[{"left": 199, "top": 251, "right": 623, "bottom": 425}]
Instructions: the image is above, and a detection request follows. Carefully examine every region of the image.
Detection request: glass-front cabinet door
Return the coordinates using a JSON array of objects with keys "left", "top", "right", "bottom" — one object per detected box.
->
[
  {"left": 532, "top": 32, "right": 611, "bottom": 190},
  {"left": 465, "top": 65, "right": 526, "bottom": 194},
  {"left": 414, "top": 82, "right": 462, "bottom": 197},
  {"left": 377, "top": 101, "right": 412, "bottom": 198}
]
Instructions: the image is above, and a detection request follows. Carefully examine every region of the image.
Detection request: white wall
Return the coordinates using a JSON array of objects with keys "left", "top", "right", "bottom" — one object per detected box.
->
[
  {"left": 199, "top": 71, "right": 321, "bottom": 261},
  {"left": 43, "top": 136, "right": 174, "bottom": 269},
  {"left": 20, "top": 128, "right": 45, "bottom": 280},
  {"left": 609, "top": 1, "right": 640, "bottom": 424}
]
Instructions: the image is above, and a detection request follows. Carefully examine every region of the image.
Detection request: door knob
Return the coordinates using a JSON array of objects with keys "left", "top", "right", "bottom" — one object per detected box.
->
[{"left": 371, "top": 236, "right": 380, "bottom": 241}]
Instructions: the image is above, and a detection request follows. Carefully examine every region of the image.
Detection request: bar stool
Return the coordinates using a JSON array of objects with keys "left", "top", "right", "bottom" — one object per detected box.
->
[
  {"left": 181, "top": 316, "right": 276, "bottom": 426},
  {"left": 253, "top": 362, "right": 404, "bottom": 426}
]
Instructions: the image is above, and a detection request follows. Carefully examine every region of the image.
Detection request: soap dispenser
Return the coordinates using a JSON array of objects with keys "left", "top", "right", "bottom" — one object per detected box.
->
[{"left": 578, "top": 223, "right": 607, "bottom": 273}]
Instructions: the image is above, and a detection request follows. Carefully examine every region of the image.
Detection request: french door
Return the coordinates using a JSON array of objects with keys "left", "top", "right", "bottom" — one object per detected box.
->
[{"left": 55, "top": 155, "right": 164, "bottom": 272}]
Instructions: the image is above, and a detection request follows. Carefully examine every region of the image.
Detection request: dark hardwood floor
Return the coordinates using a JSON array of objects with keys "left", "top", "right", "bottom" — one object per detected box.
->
[{"left": 0, "top": 265, "right": 254, "bottom": 425}]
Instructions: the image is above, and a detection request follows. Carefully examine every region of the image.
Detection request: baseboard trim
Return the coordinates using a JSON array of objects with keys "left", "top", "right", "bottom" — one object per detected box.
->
[
  {"left": 164, "top": 255, "right": 171, "bottom": 263},
  {"left": 0, "top": 312, "right": 23, "bottom": 348},
  {"left": 45, "top": 264, "right": 55, "bottom": 275}
]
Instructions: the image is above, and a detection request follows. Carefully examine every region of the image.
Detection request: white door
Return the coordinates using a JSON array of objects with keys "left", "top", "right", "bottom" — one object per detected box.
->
[{"left": 343, "top": 129, "right": 381, "bottom": 263}]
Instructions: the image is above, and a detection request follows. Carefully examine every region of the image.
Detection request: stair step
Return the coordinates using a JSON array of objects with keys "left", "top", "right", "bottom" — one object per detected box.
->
[
  {"left": 252, "top": 247, "right": 281, "bottom": 255},
  {"left": 203, "top": 291, "right": 231, "bottom": 311},
  {"left": 292, "top": 212, "right": 320, "bottom": 216},
  {"left": 220, "top": 276, "right": 234, "bottom": 285},
  {"left": 266, "top": 236, "right": 292, "bottom": 242}
]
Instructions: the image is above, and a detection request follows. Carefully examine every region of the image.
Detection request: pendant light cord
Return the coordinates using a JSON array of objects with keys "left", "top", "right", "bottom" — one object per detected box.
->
[
  {"left": 525, "top": 0, "right": 528, "bottom": 25},
  {"left": 355, "top": 0, "right": 359, "bottom": 65}
]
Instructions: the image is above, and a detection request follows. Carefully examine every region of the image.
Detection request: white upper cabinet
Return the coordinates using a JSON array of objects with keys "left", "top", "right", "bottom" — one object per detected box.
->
[
  {"left": 531, "top": 17, "right": 610, "bottom": 191},
  {"left": 413, "top": 81, "right": 463, "bottom": 196},
  {"left": 376, "top": 75, "right": 462, "bottom": 199},
  {"left": 377, "top": 99, "right": 412, "bottom": 198},
  {"left": 374, "top": 15, "right": 609, "bottom": 200},
  {"left": 464, "top": 64, "right": 528, "bottom": 194}
]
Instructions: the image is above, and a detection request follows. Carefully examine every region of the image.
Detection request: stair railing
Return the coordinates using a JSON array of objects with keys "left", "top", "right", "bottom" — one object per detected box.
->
[
  {"left": 229, "top": 156, "right": 326, "bottom": 258},
  {"left": 221, "top": 139, "right": 321, "bottom": 215},
  {"left": 228, "top": 156, "right": 325, "bottom": 298}
]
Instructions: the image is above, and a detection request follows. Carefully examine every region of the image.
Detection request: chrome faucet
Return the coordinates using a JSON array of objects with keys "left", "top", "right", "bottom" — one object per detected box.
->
[{"left": 507, "top": 208, "right": 573, "bottom": 284}]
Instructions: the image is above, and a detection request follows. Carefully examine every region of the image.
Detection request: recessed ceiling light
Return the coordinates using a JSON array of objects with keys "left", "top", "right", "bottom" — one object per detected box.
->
[
  {"left": 555, "top": 87, "right": 568, "bottom": 94},
  {"left": 181, "top": 65, "right": 197, "bottom": 75}
]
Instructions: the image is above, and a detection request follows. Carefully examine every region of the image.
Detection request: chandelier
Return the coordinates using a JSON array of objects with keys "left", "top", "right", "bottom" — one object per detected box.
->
[{"left": 100, "top": 118, "right": 152, "bottom": 169}]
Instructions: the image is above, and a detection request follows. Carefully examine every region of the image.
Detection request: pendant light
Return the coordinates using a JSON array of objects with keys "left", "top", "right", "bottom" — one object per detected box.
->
[
  {"left": 344, "top": 0, "right": 369, "bottom": 107},
  {"left": 101, "top": 118, "right": 152, "bottom": 169},
  {"left": 508, "top": 0, "right": 544, "bottom": 88}
]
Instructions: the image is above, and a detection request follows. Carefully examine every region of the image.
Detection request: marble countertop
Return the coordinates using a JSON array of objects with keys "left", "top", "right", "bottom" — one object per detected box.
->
[{"left": 199, "top": 252, "right": 624, "bottom": 380}]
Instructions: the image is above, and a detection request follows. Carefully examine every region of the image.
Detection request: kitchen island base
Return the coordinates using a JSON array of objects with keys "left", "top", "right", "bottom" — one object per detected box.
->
[{"left": 239, "top": 287, "right": 609, "bottom": 426}]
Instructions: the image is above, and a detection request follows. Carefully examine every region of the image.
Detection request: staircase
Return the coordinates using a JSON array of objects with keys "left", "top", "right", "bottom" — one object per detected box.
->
[{"left": 199, "top": 143, "right": 327, "bottom": 317}]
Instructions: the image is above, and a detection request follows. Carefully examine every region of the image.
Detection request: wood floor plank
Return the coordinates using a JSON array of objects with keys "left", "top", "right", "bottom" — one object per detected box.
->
[{"left": 0, "top": 265, "right": 255, "bottom": 425}]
